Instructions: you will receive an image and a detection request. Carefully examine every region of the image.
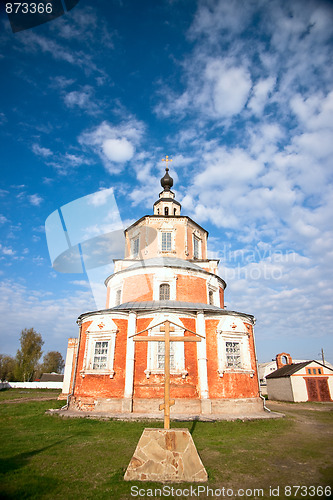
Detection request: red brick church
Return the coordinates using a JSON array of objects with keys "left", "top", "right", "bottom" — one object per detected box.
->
[{"left": 61, "top": 163, "right": 264, "bottom": 417}]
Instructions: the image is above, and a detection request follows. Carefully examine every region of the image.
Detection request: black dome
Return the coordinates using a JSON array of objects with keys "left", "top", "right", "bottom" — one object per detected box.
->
[{"left": 161, "top": 167, "right": 173, "bottom": 191}]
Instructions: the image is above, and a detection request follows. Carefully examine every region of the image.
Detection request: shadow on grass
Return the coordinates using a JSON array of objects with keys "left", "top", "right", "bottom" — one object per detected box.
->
[
  {"left": 189, "top": 418, "right": 198, "bottom": 435},
  {"left": 0, "top": 439, "right": 71, "bottom": 475},
  {"left": 0, "top": 474, "right": 60, "bottom": 499}
]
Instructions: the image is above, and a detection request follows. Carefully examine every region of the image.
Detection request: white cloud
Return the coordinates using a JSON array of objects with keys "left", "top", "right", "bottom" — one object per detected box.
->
[
  {"left": 79, "top": 119, "right": 144, "bottom": 174},
  {"left": 32, "top": 144, "right": 53, "bottom": 157},
  {"left": 204, "top": 60, "right": 252, "bottom": 117},
  {"left": 64, "top": 86, "right": 100, "bottom": 114},
  {"left": 28, "top": 194, "right": 43, "bottom": 206},
  {"left": 0, "top": 244, "right": 15, "bottom": 256},
  {"left": 102, "top": 138, "right": 134, "bottom": 163},
  {"left": 87, "top": 188, "right": 114, "bottom": 207},
  {"left": 248, "top": 77, "right": 276, "bottom": 115}
]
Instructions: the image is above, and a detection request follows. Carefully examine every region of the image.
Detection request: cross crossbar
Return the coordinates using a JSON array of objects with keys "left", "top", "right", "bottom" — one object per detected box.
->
[{"left": 134, "top": 336, "right": 201, "bottom": 342}]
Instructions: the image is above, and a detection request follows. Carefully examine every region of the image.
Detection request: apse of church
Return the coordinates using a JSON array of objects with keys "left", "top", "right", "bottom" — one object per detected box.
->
[{"left": 61, "top": 160, "right": 263, "bottom": 417}]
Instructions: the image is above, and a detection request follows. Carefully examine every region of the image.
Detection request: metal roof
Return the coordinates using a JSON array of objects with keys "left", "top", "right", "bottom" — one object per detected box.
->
[
  {"left": 78, "top": 301, "right": 254, "bottom": 322},
  {"left": 111, "top": 300, "right": 223, "bottom": 312},
  {"left": 266, "top": 361, "right": 311, "bottom": 378}
]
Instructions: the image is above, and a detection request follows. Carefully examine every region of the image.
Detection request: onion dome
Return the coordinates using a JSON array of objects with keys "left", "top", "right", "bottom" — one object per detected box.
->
[{"left": 161, "top": 166, "right": 173, "bottom": 191}]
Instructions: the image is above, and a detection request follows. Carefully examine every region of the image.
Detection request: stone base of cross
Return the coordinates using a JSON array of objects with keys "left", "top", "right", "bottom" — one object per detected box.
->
[{"left": 132, "top": 319, "right": 203, "bottom": 429}]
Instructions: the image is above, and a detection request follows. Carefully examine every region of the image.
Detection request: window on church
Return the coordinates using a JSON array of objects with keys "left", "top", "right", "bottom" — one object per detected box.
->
[
  {"left": 159, "top": 283, "right": 170, "bottom": 300},
  {"left": 174, "top": 208, "right": 176, "bottom": 215},
  {"left": 209, "top": 290, "right": 214, "bottom": 305},
  {"left": 225, "top": 341, "right": 241, "bottom": 368},
  {"left": 162, "top": 232, "right": 172, "bottom": 251},
  {"left": 132, "top": 237, "right": 139, "bottom": 257},
  {"left": 193, "top": 236, "right": 200, "bottom": 259},
  {"left": 93, "top": 341, "right": 108, "bottom": 370},
  {"left": 157, "top": 341, "right": 175, "bottom": 370},
  {"left": 115, "top": 289, "right": 121, "bottom": 306},
  {"left": 164, "top": 207, "right": 169, "bottom": 216}
]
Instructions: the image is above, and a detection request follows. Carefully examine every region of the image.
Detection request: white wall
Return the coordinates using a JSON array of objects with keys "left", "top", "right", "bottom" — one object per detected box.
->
[
  {"left": 0, "top": 381, "right": 63, "bottom": 389},
  {"left": 267, "top": 377, "right": 294, "bottom": 401}
]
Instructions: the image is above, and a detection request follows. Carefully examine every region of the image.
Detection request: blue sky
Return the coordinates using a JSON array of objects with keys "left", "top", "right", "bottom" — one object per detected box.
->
[{"left": 0, "top": 0, "right": 332, "bottom": 363}]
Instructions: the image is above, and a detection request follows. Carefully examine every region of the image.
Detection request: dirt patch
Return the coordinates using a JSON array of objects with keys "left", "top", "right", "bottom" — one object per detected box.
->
[{"left": 0, "top": 396, "right": 59, "bottom": 404}]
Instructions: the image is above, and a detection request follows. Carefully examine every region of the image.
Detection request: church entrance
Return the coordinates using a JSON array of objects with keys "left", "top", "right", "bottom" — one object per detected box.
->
[{"left": 305, "top": 377, "right": 331, "bottom": 402}]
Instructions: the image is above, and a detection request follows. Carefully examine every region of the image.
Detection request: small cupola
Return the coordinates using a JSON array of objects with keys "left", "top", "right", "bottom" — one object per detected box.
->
[{"left": 153, "top": 156, "right": 182, "bottom": 216}]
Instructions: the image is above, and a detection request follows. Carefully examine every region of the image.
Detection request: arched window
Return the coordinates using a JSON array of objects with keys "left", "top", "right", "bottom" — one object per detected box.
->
[
  {"left": 164, "top": 207, "right": 169, "bottom": 216},
  {"left": 174, "top": 208, "right": 176, "bottom": 215},
  {"left": 159, "top": 283, "right": 170, "bottom": 300},
  {"left": 209, "top": 290, "right": 214, "bottom": 305}
]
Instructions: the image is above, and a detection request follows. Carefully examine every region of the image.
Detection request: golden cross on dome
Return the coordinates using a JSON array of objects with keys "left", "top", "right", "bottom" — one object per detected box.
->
[{"left": 162, "top": 155, "right": 172, "bottom": 168}]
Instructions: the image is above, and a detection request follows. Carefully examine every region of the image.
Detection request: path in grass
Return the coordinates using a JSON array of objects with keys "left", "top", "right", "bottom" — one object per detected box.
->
[{"left": 0, "top": 390, "right": 332, "bottom": 499}]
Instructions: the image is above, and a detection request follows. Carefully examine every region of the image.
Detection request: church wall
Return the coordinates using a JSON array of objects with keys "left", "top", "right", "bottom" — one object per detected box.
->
[
  {"left": 61, "top": 338, "right": 78, "bottom": 397},
  {"left": 180, "top": 317, "right": 200, "bottom": 397},
  {"left": 205, "top": 319, "right": 258, "bottom": 399},
  {"left": 132, "top": 316, "right": 200, "bottom": 399},
  {"left": 122, "top": 273, "right": 154, "bottom": 302},
  {"left": 105, "top": 286, "right": 110, "bottom": 308},
  {"left": 219, "top": 287, "right": 224, "bottom": 308},
  {"left": 73, "top": 317, "right": 129, "bottom": 400},
  {"left": 176, "top": 275, "right": 207, "bottom": 303}
]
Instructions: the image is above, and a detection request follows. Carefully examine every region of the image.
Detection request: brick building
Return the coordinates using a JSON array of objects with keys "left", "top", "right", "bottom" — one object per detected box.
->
[{"left": 61, "top": 166, "right": 264, "bottom": 417}]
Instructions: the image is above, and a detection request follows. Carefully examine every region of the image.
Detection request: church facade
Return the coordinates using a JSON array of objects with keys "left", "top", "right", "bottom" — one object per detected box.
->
[{"left": 61, "top": 165, "right": 264, "bottom": 417}]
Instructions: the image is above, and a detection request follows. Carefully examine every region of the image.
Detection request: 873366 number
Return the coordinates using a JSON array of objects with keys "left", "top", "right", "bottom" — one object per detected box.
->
[{"left": 6, "top": 3, "right": 53, "bottom": 14}]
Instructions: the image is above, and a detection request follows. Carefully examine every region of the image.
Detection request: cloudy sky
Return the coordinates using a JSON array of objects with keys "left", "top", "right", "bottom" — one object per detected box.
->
[{"left": 0, "top": 0, "right": 332, "bottom": 363}]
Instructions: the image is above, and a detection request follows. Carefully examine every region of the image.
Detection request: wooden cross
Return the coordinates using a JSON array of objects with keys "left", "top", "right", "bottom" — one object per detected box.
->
[
  {"left": 162, "top": 155, "right": 172, "bottom": 169},
  {"left": 132, "top": 319, "right": 202, "bottom": 429}
]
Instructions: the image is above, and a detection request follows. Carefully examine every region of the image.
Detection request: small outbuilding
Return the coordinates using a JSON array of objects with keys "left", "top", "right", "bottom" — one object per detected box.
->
[{"left": 266, "top": 353, "right": 333, "bottom": 402}]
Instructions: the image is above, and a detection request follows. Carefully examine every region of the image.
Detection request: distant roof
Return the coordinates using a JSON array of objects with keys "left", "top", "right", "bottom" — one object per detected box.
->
[
  {"left": 266, "top": 360, "right": 333, "bottom": 379},
  {"left": 40, "top": 373, "right": 64, "bottom": 382}
]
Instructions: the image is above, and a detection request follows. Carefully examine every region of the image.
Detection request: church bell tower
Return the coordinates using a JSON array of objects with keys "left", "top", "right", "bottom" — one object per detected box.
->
[{"left": 153, "top": 156, "right": 181, "bottom": 217}]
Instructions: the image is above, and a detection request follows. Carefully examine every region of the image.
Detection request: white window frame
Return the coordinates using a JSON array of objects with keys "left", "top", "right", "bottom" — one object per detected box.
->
[
  {"left": 115, "top": 289, "right": 122, "bottom": 306},
  {"left": 132, "top": 236, "right": 140, "bottom": 257},
  {"left": 159, "top": 283, "right": 170, "bottom": 300},
  {"left": 145, "top": 324, "right": 187, "bottom": 379},
  {"left": 153, "top": 274, "right": 177, "bottom": 301},
  {"left": 93, "top": 341, "right": 109, "bottom": 369},
  {"left": 193, "top": 234, "right": 201, "bottom": 259},
  {"left": 82, "top": 329, "right": 117, "bottom": 378},
  {"left": 207, "top": 284, "right": 218, "bottom": 306},
  {"left": 216, "top": 331, "right": 253, "bottom": 377},
  {"left": 161, "top": 231, "right": 172, "bottom": 252}
]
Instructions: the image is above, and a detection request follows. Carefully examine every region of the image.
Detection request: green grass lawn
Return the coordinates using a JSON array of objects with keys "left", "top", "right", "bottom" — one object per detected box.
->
[{"left": 0, "top": 390, "right": 332, "bottom": 499}]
